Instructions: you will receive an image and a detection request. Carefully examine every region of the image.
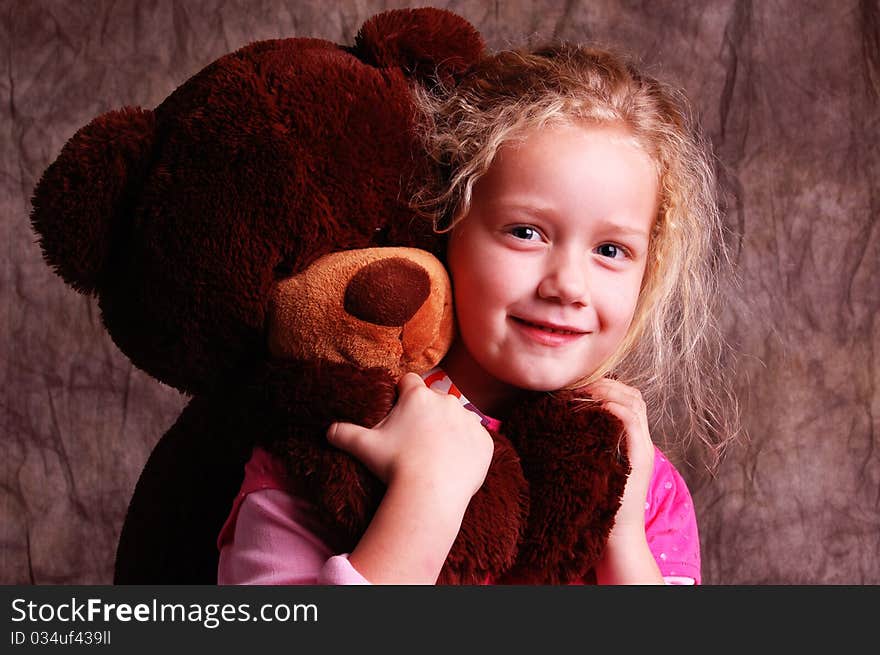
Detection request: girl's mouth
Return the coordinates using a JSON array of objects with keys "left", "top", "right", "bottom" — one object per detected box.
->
[
  {"left": 509, "top": 316, "right": 588, "bottom": 344},
  {"left": 510, "top": 316, "right": 586, "bottom": 335}
]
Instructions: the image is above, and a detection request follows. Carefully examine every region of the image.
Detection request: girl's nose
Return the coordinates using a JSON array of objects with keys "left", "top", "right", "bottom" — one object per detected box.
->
[{"left": 537, "top": 252, "right": 590, "bottom": 305}]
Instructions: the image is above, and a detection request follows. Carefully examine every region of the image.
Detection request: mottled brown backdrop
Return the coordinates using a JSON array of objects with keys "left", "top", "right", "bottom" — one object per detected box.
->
[{"left": 2, "top": 0, "right": 878, "bottom": 584}]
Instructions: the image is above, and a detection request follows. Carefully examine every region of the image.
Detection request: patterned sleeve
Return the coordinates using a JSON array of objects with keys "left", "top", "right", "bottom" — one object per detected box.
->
[{"left": 644, "top": 447, "right": 702, "bottom": 585}]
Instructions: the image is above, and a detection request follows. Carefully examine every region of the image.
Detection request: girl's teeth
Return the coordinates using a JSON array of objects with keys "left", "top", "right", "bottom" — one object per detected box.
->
[
  {"left": 515, "top": 317, "right": 579, "bottom": 335},
  {"left": 533, "top": 323, "right": 573, "bottom": 334}
]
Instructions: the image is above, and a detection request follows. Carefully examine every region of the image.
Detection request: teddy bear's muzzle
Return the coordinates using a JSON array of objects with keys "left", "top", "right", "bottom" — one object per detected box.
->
[{"left": 267, "top": 247, "right": 454, "bottom": 377}]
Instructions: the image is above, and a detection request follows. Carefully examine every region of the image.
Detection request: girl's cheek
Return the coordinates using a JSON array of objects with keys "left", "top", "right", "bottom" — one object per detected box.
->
[
  {"left": 488, "top": 259, "right": 531, "bottom": 296},
  {"left": 594, "top": 283, "right": 640, "bottom": 333}
]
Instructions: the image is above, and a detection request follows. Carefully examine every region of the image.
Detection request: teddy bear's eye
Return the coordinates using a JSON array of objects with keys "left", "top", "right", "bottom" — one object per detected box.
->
[
  {"left": 273, "top": 257, "right": 295, "bottom": 280},
  {"left": 373, "top": 224, "right": 391, "bottom": 245}
]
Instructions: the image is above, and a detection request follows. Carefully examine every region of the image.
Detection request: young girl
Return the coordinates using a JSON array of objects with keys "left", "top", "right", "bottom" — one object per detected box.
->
[{"left": 217, "top": 43, "right": 739, "bottom": 585}]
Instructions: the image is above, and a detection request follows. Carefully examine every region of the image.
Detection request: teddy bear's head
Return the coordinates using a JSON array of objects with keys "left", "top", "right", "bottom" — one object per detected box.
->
[{"left": 30, "top": 8, "right": 482, "bottom": 394}]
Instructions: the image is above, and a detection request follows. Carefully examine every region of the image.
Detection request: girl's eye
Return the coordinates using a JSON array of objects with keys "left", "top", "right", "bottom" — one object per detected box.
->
[
  {"left": 509, "top": 226, "right": 543, "bottom": 241},
  {"left": 596, "top": 243, "right": 627, "bottom": 259}
]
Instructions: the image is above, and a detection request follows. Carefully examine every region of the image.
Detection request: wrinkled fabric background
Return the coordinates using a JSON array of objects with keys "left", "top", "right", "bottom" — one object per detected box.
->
[{"left": 2, "top": 0, "right": 878, "bottom": 585}]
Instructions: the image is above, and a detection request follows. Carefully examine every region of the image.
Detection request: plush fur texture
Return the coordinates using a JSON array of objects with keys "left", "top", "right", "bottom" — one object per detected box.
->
[
  {"left": 498, "top": 394, "right": 630, "bottom": 584},
  {"left": 269, "top": 248, "right": 455, "bottom": 378},
  {"left": 30, "top": 8, "right": 629, "bottom": 585},
  {"left": 250, "top": 364, "right": 629, "bottom": 584}
]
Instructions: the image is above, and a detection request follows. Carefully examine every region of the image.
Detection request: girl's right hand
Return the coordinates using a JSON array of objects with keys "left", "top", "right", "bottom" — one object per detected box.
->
[
  {"left": 327, "top": 373, "right": 494, "bottom": 583},
  {"left": 326, "top": 372, "right": 494, "bottom": 502}
]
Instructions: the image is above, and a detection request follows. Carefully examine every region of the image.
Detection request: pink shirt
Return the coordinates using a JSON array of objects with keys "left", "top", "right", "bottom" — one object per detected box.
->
[{"left": 218, "top": 370, "right": 701, "bottom": 585}]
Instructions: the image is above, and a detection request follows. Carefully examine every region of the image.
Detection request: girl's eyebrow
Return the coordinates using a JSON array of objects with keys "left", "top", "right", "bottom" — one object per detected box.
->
[
  {"left": 594, "top": 221, "right": 650, "bottom": 239},
  {"left": 485, "top": 199, "right": 554, "bottom": 215}
]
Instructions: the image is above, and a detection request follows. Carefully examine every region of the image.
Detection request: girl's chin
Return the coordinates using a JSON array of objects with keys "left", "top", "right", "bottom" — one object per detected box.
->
[{"left": 496, "top": 368, "right": 588, "bottom": 393}]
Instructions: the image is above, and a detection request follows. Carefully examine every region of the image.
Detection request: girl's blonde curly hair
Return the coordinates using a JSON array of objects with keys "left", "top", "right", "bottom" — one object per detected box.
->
[{"left": 412, "top": 44, "right": 741, "bottom": 473}]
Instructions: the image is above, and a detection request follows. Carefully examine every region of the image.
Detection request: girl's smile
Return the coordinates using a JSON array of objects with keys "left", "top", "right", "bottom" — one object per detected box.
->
[
  {"left": 509, "top": 315, "right": 590, "bottom": 346},
  {"left": 441, "top": 123, "right": 659, "bottom": 415}
]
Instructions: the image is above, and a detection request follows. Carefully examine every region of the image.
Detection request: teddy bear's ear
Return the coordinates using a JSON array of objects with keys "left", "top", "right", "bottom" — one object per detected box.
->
[
  {"left": 30, "top": 107, "right": 155, "bottom": 295},
  {"left": 352, "top": 7, "right": 484, "bottom": 86}
]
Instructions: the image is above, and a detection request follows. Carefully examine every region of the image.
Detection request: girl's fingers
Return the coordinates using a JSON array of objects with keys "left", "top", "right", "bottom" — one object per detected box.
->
[
  {"left": 327, "top": 421, "right": 372, "bottom": 455},
  {"left": 600, "top": 399, "right": 641, "bottom": 427},
  {"left": 589, "top": 383, "right": 653, "bottom": 452},
  {"left": 397, "top": 371, "right": 426, "bottom": 394},
  {"left": 584, "top": 378, "right": 642, "bottom": 398},
  {"left": 585, "top": 380, "right": 645, "bottom": 413},
  {"left": 600, "top": 400, "right": 648, "bottom": 445}
]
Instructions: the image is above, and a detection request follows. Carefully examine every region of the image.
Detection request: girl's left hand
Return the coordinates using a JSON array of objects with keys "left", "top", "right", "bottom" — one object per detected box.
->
[{"left": 583, "top": 378, "right": 655, "bottom": 542}]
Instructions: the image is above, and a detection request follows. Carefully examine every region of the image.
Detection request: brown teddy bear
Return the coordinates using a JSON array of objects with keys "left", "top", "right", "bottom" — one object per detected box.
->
[{"left": 29, "top": 8, "right": 628, "bottom": 585}]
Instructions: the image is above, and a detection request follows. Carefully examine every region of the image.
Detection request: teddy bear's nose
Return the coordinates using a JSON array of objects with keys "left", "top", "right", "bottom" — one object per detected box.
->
[{"left": 344, "top": 257, "right": 431, "bottom": 327}]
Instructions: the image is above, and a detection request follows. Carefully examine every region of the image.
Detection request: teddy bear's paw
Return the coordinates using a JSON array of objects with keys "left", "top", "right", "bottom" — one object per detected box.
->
[
  {"left": 237, "top": 358, "right": 397, "bottom": 548},
  {"left": 499, "top": 391, "right": 630, "bottom": 584},
  {"left": 246, "top": 358, "right": 398, "bottom": 435},
  {"left": 436, "top": 430, "right": 528, "bottom": 585}
]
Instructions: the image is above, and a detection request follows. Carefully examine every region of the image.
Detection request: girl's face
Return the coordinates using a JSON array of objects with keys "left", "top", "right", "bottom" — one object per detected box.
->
[{"left": 443, "top": 124, "right": 659, "bottom": 412}]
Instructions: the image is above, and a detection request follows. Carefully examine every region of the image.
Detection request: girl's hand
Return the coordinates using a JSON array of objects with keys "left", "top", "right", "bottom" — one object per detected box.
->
[
  {"left": 584, "top": 378, "right": 654, "bottom": 540},
  {"left": 585, "top": 378, "right": 664, "bottom": 584},
  {"left": 326, "top": 373, "right": 495, "bottom": 583},
  {"left": 327, "top": 372, "right": 494, "bottom": 502}
]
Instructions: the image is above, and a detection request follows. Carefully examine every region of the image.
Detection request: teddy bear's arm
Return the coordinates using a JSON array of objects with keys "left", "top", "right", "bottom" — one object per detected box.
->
[{"left": 497, "top": 392, "right": 630, "bottom": 584}]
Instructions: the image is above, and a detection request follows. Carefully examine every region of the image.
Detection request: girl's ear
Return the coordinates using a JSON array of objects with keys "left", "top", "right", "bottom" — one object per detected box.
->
[
  {"left": 352, "top": 7, "right": 485, "bottom": 87},
  {"left": 30, "top": 107, "right": 156, "bottom": 295}
]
